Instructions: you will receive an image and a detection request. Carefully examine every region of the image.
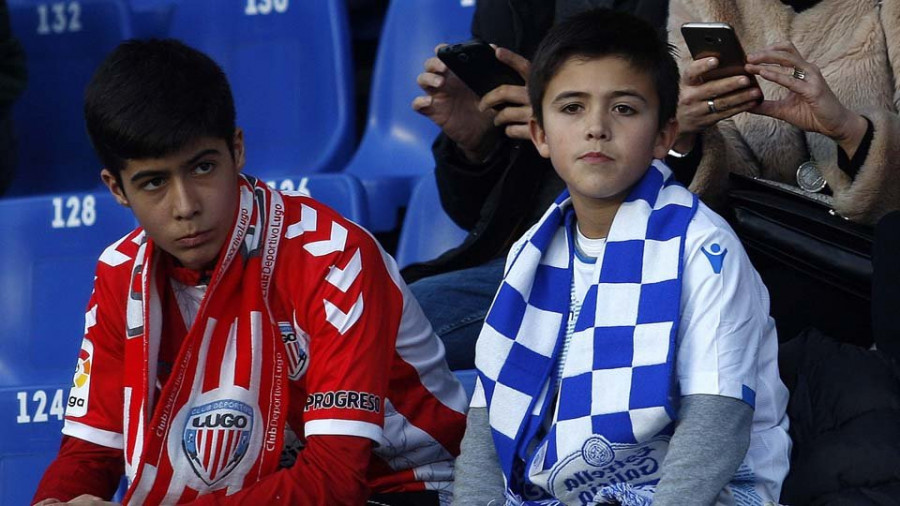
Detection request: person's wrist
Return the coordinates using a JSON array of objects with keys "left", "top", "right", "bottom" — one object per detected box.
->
[
  {"left": 670, "top": 133, "right": 697, "bottom": 157},
  {"left": 458, "top": 128, "right": 501, "bottom": 163},
  {"left": 832, "top": 111, "right": 867, "bottom": 159}
]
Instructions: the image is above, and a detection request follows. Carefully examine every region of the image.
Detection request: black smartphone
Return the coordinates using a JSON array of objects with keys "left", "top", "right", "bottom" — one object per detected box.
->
[
  {"left": 680, "top": 22, "right": 763, "bottom": 100},
  {"left": 437, "top": 40, "right": 525, "bottom": 98}
]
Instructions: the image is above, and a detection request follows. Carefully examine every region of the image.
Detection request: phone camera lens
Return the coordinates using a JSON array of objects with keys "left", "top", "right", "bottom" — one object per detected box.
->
[{"left": 458, "top": 53, "right": 469, "bottom": 62}]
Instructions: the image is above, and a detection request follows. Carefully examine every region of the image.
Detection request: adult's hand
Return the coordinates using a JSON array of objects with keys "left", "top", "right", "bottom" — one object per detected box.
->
[
  {"left": 412, "top": 44, "right": 499, "bottom": 163},
  {"left": 478, "top": 47, "right": 532, "bottom": 141},
  {"left": 746, "top": 42, "right": 868, "bottom": 157},
  {"left": 673, "top": 57, "right": 761, "bottom": 153}
]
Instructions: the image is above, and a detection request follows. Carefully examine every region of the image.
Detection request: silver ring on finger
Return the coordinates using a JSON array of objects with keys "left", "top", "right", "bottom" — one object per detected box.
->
[
  {"left": 707, "top": 98, "right": 718, "bottom": 114},
  {"left": 791, "top": 67, "right": 806, "bottom": 80}
]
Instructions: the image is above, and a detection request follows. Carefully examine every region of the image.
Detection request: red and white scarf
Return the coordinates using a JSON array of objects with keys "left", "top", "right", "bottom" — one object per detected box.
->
[{"left": 121, "top": 177, "right": 288, "bottom": 503}]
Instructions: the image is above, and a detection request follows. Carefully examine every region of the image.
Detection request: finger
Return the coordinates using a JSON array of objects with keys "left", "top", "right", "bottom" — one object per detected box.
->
[
  {"left": 693, "top": 75, "right": 755, "bottom": 100},
  {"left": 682, "top": 57, "right": 718, "bottom": 85},
  {"left": 415, "top": 71, "right": 444, "bottom": 91},
  {"left": 495, "top": 46, "right": 531, "bottom": 80},
  {"left": 411, "top": 95, "right": 434, "bottom": 113},
  {"left": 709, "top": 86, "right": 762, "bottom": 111},
  {"left": 423, "top": 55, "right": 447, "bottom": 74},
  {"left": 480, "top": 84, "right": 529, "bottom": 111},
  {"left": 755, "top": 65, "right": 813, "bottom": 93},
  {"left": 494, "top": 104, "right": 533, "bottom": 127},
  {"left": 708, "top": 98, "right": 758, "bottom": 122},
  {"left": 432, "top": 43, "right": 448, "bottom": 55},
  {"left": 745, "top": 63, "right": 794, "bottom": 80},
  {"left": 504, "top": 123, "right": 532, "bottom": 140}
]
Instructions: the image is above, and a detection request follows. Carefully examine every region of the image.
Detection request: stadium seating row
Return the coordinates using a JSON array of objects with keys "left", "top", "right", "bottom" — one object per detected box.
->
[
  {"left": 0, "top": 1, "right": 474, "bottom": 503},
  {"left": 6, "top": 0, "right": 475, "bottom": 232}
]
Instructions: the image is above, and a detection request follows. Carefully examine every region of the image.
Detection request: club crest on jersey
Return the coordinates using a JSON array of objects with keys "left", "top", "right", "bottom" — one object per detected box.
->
[
  {"left": 182, "top": 400, "right": 254, "bottom": 486},
  {"left": 279, "top": 321, "right": 309, "bottom": 380}
]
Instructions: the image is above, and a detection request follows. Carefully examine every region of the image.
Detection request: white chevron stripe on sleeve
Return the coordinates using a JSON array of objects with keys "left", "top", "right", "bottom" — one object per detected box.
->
[
  {"left": 324, "top": 294, "right": 364, "bottom": 335},
  {"left": 304, "top": 221, "right": 348, "bottom": 257},
  {"left": 286, "top": 204, "right": 318, "bottom": 239},
  {"left": 325, "top": 249, "right": 362, "bottom": 293},
  {"left": 99, "top": 235, "right": 132, "bottom": 267}
]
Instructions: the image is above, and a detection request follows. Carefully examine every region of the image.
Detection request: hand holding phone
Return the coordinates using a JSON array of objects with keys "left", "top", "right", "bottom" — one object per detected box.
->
[
  {"left": 437, "top": 41, "right": 533, "bottom": 140},
  {"left": 437, "top": 40, "right": 526, "bottom": 98},
  {"left": 680, "top": 22, "right": 762, "bottom": 98},
  {"left": 671, "top": 22, "right": 765, "bottom": 151}
]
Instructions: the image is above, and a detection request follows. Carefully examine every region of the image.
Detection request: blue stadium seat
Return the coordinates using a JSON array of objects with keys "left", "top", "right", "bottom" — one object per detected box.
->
[
  {"left": 6, "top": 0, "right": 132, "bottom": 196},
  {"left": 395, "top": 172, "right": 466, "bottom": 269},
  {"left": 128, "top": 0, "right": 175, "bottom": 38},
  {"left": 343, "top": 0, "right": 474, "bottom": 232},
  {"left": 169, "top": 0, "right": 355, "bottom": 179},
  {"left": 0, "top": 191, "right": 135, "bottom": 505},
  {"left": 263, "top": 173, "right": 369, "bottom": 228}
]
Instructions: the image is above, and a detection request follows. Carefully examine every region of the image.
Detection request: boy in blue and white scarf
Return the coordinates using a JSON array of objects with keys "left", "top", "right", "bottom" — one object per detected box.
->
[{"left": 453, "top": 9, "right": 790, "bottom": 506}]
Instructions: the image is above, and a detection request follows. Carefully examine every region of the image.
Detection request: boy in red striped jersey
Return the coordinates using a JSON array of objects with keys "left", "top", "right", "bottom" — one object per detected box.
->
[{"left": 33, "top": 39, "right": 467, "bottom": 506}]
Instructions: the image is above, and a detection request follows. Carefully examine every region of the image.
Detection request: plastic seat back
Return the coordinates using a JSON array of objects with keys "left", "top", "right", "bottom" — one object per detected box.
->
[
  {"left": 169, "top": 0, "right": 355, "bottom": 178},
  {"left": 127, "top": 0, "right": 175, "bottom": 38},
  {"left": 0, "top": 191, "right": 135, "bottom": 505},
  {"left": 7, "top": 0, "right": 132, "bottom": 196},
  {"left": 343, "top": 0, "right": 474, "bottom": 232},
  {"left": 262, "top": 173, "right": 369, "bottom": 228},
  {"left": 395, "top": 172, "right": 466, "bottom": 269}
]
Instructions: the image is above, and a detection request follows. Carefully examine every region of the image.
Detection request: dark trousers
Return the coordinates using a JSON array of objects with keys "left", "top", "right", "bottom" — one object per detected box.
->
[{"left": 872, "top": 210, "right": 900, "bottom": 362}]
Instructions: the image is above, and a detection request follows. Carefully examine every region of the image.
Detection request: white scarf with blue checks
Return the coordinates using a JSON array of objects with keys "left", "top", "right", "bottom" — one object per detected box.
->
[{"left": 475, "top": 162, "right": 698, "bottom": 505}]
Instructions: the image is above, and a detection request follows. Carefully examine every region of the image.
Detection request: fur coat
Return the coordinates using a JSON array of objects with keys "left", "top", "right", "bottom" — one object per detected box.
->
[{"left": 668, "top": 0, "right": 900, "bottom": 224}]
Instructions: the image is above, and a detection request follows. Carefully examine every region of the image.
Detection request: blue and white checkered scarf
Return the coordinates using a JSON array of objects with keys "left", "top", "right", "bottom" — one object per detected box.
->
[{"left": 476, "top": 162, "right": 698, "bottom": 505}]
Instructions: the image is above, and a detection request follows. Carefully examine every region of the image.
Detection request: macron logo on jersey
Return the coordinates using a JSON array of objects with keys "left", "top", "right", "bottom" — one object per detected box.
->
[{"left": 701, "top": 243, "right": 727, "bottom": 274}]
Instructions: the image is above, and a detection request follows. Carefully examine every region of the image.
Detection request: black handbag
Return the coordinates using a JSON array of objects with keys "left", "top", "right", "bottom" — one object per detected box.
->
[{"left": 727, "top": 173, "right": 875, "bottom": 346}]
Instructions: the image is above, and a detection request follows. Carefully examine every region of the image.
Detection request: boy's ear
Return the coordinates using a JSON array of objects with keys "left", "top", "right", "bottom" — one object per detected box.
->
[
  {"left": 100, "top": 168, "right": 129, "bottom": 207},
  {"left": 529, "top": 118, "right": 551, "bottom": 159},
  {"left": 233, "top": 128, "right": 246, "bottom": 173},
  {"left": 652, "top": 118, "right": 679, "bottom": 160}
]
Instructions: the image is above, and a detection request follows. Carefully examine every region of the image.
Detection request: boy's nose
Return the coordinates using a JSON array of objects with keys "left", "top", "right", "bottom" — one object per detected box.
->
[
  {"left": 172, "top": 180, "right": 201, "bottom": 219},
  {"left": 585, "top": 114, "right": 611, "bottom": 140}
]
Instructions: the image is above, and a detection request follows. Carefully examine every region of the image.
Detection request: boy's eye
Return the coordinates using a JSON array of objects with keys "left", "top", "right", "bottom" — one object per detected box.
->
[
  {"left": 194, "top": 162, "right": 215, "bottom": 175},
  {"left": 141, "top": 176, "right": 166, "bottom": 191},
  {"left": 613, "top": 104, "right": 636, "bottom": 115},
  {"left": 561, "top": 103, "right": 583, "bottom": 114}
]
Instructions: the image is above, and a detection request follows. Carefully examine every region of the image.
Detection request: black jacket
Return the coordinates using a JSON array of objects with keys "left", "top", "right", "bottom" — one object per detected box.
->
[{"left": 779, "top": 328, "right": 900, "bottom": 505}]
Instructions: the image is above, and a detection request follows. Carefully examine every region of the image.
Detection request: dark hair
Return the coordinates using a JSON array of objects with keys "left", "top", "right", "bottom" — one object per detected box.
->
[
  {"left": 528, "top": 9, "right": 680, "bottom": 128},
  {"left": 84, "top": 39, "right": 236, "bottom": 180}
]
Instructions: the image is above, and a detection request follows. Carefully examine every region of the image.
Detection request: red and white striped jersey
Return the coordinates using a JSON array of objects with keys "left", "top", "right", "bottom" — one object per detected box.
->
[{"left": 62, "top": 179, "right": 468, "bottom": 503}]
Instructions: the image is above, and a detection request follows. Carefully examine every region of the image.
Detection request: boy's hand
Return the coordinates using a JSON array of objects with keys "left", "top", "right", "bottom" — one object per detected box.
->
[
  {"left": 413, "top": 43, "right": 499, "bottom": 163},
  {"left": 478, "top": 47, "right": 532, "bottom": 141},
  {"left": 673, "top": 57, "right": 761, "bottom": 153},
  {"left": 33, "top": 500, "right": 63, "bottom": 505},
  {"left": 65, "top": 495, "right": 119, "bottom": 505}
]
